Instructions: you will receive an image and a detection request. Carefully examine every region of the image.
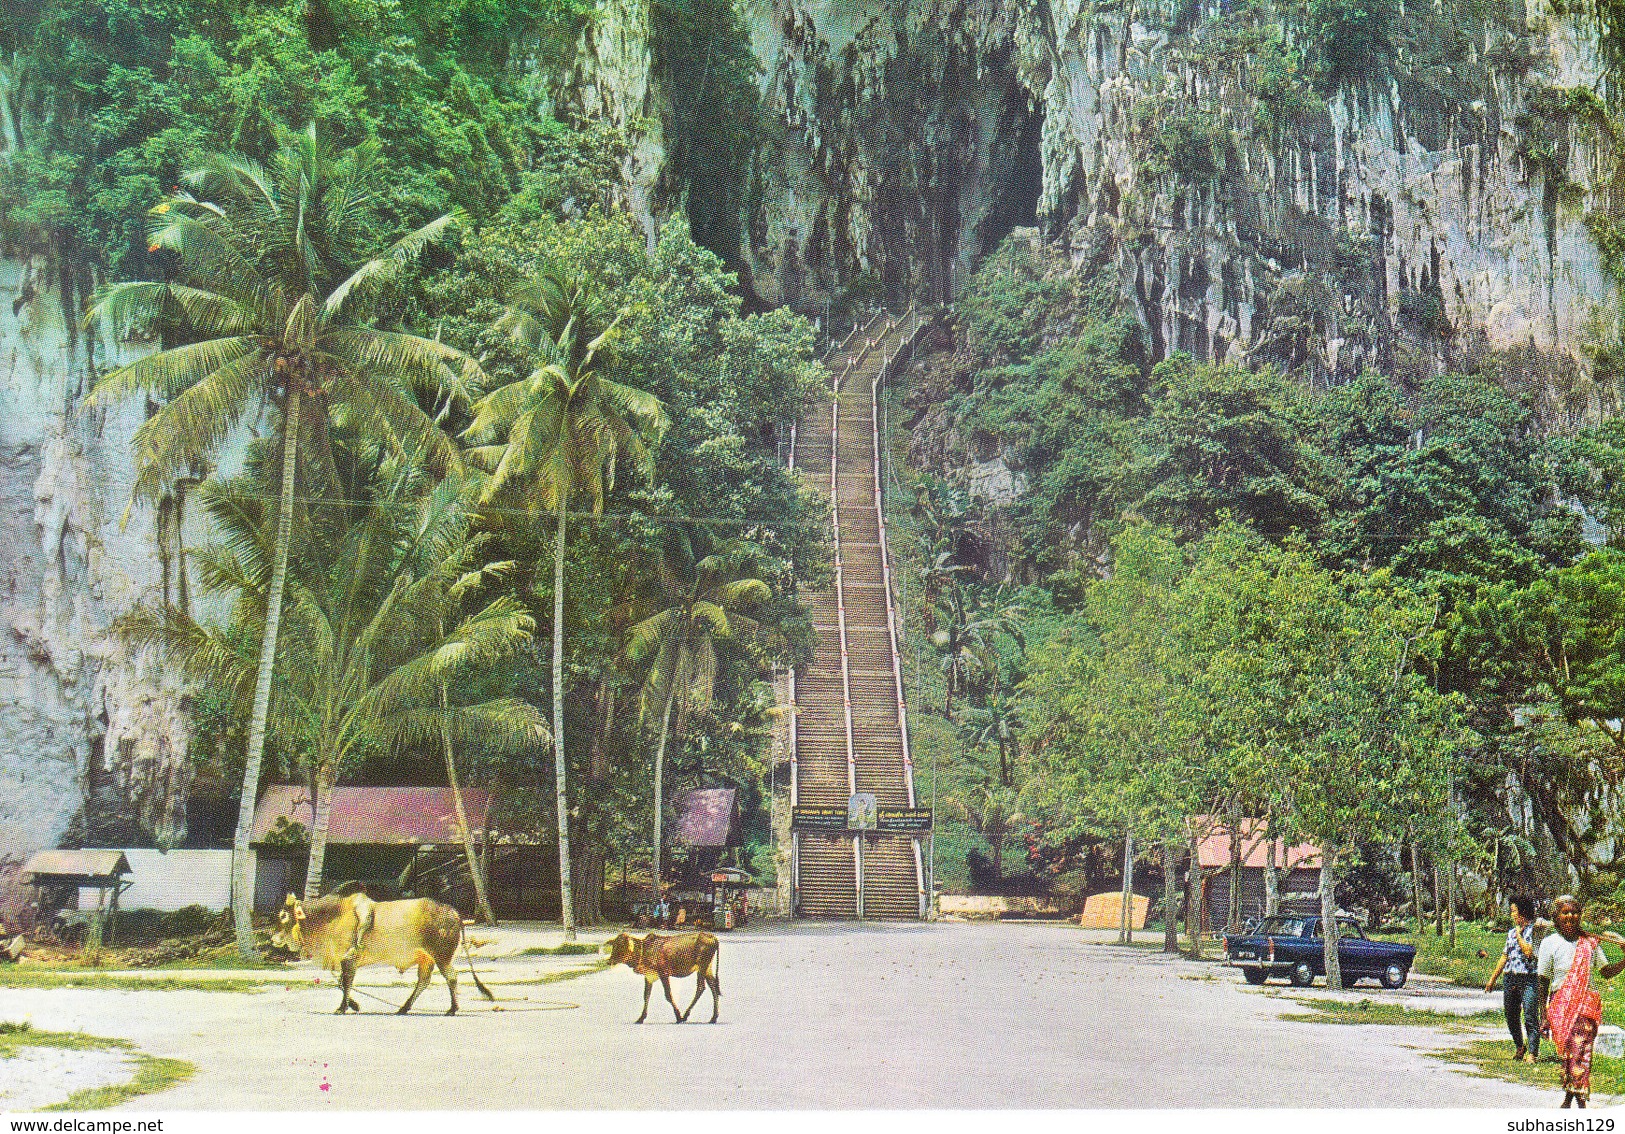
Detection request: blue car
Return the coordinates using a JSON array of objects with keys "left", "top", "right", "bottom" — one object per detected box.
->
[{"left": 1225, "top": 915, "right": 1415, "bottom": 989}]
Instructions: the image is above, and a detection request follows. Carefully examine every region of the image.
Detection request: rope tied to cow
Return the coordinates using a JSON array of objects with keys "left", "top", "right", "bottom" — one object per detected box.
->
[{"left": 337, "top": 983, "right": 580, "bottom": 1013}]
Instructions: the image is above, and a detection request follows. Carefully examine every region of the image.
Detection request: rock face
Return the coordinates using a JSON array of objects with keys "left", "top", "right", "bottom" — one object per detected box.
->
[
  {"left": 0, "top": 256, "right": 189, "bottom": 915},
  {"left": 731, "top": 0, "right": 1620, "bottom": 405}
]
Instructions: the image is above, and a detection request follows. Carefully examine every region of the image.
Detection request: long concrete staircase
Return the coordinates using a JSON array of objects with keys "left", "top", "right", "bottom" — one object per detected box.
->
[{"left": 790, "top": 312, "right": 927, "bottom": 920}]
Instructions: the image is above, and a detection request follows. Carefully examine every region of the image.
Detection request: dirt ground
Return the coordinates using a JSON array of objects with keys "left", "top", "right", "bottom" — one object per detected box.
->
[{"left": 0, "top": 920, "right": 1558, "bottom": 1110}]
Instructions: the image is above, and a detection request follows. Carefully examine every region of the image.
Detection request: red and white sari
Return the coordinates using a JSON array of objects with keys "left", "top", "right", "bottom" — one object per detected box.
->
[{"left": 1548, "top": 935, "right": 1605, "bottom": 1098}]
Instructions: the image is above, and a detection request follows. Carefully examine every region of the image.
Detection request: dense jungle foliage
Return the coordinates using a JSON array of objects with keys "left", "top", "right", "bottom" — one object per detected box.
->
[{"left": 897, "top": 234, "right": 1625, "bottom": 932}]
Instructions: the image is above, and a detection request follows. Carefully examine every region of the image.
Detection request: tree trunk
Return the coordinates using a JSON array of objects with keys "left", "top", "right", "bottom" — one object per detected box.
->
[
  {"left": 1448, "top": 860, "right": 1459, "bottom": 951},
  {"left": 1320, "top": 843, "right": 1342, "bottom": 989},
  {"left": 1264, "top": 830, "right": 1280, "bottom": 918},
  {"left": 1119, "top": 829, "right": 1135, "bottom": 945},
  {"left": 989, "top": 822, "right": 1004, "bottom": 880},
  {"left": 304, "top": 757, "right": 336, "bottom": 901},
  {"left": 1433, "top": 861, "right": 1444, "bottom": 937},
  {"left": 552, "top": 504, "right": 576, "bottom": 940},
  {"left": 444, "top": 706, "right": 496, "bottom": 925},
  {"left": 1162, "top": 841, "right": 1179, "bottom": 953},
  {"left": 1187, "top": 831, "right": 1205, "bottom": 960},
  {"left": 230, "top": 385, "right": 300, "bottom": 958},
  {"left": 1411, "top": 837, "right": 1427, "bottom": 936},
  {"left": 572, "top": 833, "right": 605, "bottom": 925},
  {"left": 650, "top": 686, "right": 676, "bottom": 904},
  {"left": 1227, "top": 818, "right": 1243, "bottom": 932}
]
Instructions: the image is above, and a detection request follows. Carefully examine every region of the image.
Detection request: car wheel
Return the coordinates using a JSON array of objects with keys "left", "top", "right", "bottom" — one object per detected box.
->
[
  {"left": 1381, "top": 963, "right": 1408, "bottom": 990},
  {"left": 1243, "top": 967, "right": 1267, "bottom": 985},
  {"left": 1289, "top": 961, "right": 1315, "bottom": 987}
]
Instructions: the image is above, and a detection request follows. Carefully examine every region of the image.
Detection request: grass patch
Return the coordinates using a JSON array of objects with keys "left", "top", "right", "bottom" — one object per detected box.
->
[
  {"left": 1437, "top": 1038, "right": 1625, "bottom": 1101},
  {"left": 0, "top": 1023, "right": 195, "bottom": 1110},
  {"left": 506, "top": 962, "right": 610, "bottom": 984},
  {"left": 43, "top": 1055, "right": 194, "bottom": 1111},
  {"left": 0, "top": 970, "right": 264, "bottom": 992},
  {"left": 0, "top": 1022, "right": 117, "bottom": 1055},
  {"left": 1282, "top": 996, "right": 1501, "bottom": 1032},
  {"left": 1374, "top": 924, "right": 1505, "bottom": 989},
  {"left": 516, "top": 942, "right": 603, "bottom": 956}
]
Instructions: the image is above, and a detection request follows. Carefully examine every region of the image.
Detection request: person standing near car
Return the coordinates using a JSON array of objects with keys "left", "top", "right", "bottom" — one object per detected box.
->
[
  {"left": 1537, "top": 895, "right": 1625, "bottom": 1109},
  {"left": 1484, "top": 895, "right": 1542, "bottom": 1063}
]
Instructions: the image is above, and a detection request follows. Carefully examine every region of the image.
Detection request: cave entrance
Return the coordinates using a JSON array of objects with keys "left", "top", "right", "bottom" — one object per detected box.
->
[{"left": 979, "top": 98, "right": 1044, "bottom": 259}]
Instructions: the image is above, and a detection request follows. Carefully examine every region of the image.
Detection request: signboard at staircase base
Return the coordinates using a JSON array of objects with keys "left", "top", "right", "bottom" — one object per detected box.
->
[{"left": 792, "top": 806, "right": 933, "bottom": 833}]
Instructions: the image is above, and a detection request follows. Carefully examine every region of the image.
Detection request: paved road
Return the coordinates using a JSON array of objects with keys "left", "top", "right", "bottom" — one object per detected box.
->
[{"left": 2, "top": 921, "right": 1552, "bottom": 1109}]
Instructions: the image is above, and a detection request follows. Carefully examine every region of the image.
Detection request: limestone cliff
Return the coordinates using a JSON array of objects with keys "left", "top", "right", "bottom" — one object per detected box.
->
[
  {"left": 732, "top": 0, "right": 1622, "bottom": 408},
  {"left": 0, "top": 254, "right": 190, "bottom": 910}
]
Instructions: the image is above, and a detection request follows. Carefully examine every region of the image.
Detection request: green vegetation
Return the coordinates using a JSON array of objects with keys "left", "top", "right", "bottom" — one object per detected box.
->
[
  {"left": 896, "top": 219, "right": 1625, "bottom": 929},
  {"left": 516, "top": 942, "right": 604, "bottom": 956},
  {"left": 44, "top": 1054, "right": 195, "bottom": 1112},
  {"left": 1282, "top": 997, "right": 1501, "bottom": 1031},
  {"left": 0, "top": 971, "right": 266, "bottom": 991},
  {"left": 1303, "top": 0, "right": 1398, "bottom": 88},
  {"left": 1442, "top": 1038, "right": 1625, "bottom": 1099},
  {"left": 12, "top": 0, "right": 817, "bottom": 950},
  {"left": 0, "top": 1021, "right": 193, "bottom": 1111}
]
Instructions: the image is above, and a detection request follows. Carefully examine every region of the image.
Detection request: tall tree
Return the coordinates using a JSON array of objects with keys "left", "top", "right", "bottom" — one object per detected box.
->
[
  {"left": 464, "top": 268, "right": 667, "bottom": 939},
  {"left": 1198, "top": 538, "right": 1465, "bottom": 985},
  {"left": 1026, "top": 523, "right": 1216, "bottom": 954},
  {"left": 84, "top": 124, "right": 478, "bottom": 956},
  {"left": 625, "top": 531, "right": 771, "bottom": 901}
]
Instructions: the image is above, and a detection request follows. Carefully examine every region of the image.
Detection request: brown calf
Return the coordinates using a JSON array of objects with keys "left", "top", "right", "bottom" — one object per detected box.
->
[
  {"left": 607, "top": 931, "right": 721, "bottom": 1023},
  {"left": 272, "top": 891, "right": 494, "bottom": 1015}
]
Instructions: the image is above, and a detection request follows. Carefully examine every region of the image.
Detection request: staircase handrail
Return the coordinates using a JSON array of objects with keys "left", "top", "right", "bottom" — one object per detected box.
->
[{"left": 873, "top": 306, "right": 938, "bottom": 918}]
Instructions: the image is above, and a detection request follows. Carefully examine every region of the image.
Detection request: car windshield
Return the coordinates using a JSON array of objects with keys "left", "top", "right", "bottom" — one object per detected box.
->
[
  {"left": 1337, "top": 918, "right": 1366, "bottom": 939},
  {"left": 1256, "top": 917, "right": 1305, "bottom": 936}
]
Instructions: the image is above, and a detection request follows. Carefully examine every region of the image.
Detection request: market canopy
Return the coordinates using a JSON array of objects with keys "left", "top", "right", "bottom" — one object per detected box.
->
[
  {"left": 250, "top": 786, "right": 492, "bottom": 847},
  {"left": 673, "top": 788, "right": 739, "bottom": 848}
]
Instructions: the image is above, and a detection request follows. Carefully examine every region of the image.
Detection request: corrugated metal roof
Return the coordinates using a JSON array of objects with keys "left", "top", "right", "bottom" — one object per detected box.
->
[
  {"left": 1190, "top": 816, "right": 1320, "bottom": 870},
  {"left": 21, "top": 850, "right": 131, "bottom": 882},
  {"left": 673, "top": 788, "right": 738, "bottom": 848},
  {"left": 250, "top": 786, "right": 492, "bottom": 846}
]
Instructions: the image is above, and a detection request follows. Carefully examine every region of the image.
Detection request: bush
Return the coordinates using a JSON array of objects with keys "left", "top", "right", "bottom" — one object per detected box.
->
[{"left": 1305, "top": 0, "right": 1398, "bottom": 89}]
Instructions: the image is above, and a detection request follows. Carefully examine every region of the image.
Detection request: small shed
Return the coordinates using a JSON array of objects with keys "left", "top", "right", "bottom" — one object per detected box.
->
[
  {"left": 21, "top": 850, "right": 132, "bottom": 946},
  {"left": 1191, "top": 817, "right": 1321, "bottom": 931},
  {"left": 673, "top": 788, "right": 740, "bottom": 850},
  {"left": 249, "top": 786, "right": 492, "bottom": 911},
  {"left": 668, "top": 788, "right": 741, "bottom": 891}
]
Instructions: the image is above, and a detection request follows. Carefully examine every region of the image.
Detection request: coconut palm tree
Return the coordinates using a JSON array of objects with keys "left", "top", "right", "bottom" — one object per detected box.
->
[
  {"left": 126, "top": 457, "right": 548, "bottom": 907},
  {"left": 624, "top": 531, "right": 771, "bottom": 902},
  {"left": 464, "top": 268, "right": 667, "bottom": 939},
  {"left": 84, "top": 124, "right": 481, "bottom": 956}
]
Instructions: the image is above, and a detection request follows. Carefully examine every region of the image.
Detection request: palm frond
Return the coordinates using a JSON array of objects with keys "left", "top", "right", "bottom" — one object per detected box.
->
[
  {"left": 324, "top": 328, "right": 484, "bottom": 408},
  {"left": 372, "top": 698, "right": 550, "bottom": 756},
  {"left": 323, "top": 212, "right": 459, "bottom": 323},
  {"left": 126, "top": 348, "right": 268, "bottom": 500},
  {"left": 713, "top": 578, "right": 771, "bottom": 608},
  {"left": 324, "top": 368, "right": 460, "bottom": 478},
  {"left": 144, "top": 214, "right": 272, "bottom": 313},
  {"left": 83, "top": 336, "right": 259, "bottom": 411},
  {"left": 87, "top": 282, "right": 263, "bottom": 341}
]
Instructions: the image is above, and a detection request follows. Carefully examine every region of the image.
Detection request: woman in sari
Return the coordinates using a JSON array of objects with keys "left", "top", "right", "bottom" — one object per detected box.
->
[{"left": 1537, "top": 895, "right": 1625, "bottom": 1108}]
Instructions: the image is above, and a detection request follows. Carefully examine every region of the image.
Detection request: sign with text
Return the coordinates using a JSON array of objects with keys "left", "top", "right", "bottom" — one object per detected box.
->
[
  {"left": 791, "top": 805, "right": 848, "bottom": 832},
  {"left": 877, "top": 808, "right": 933, "bottom": 833}
]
